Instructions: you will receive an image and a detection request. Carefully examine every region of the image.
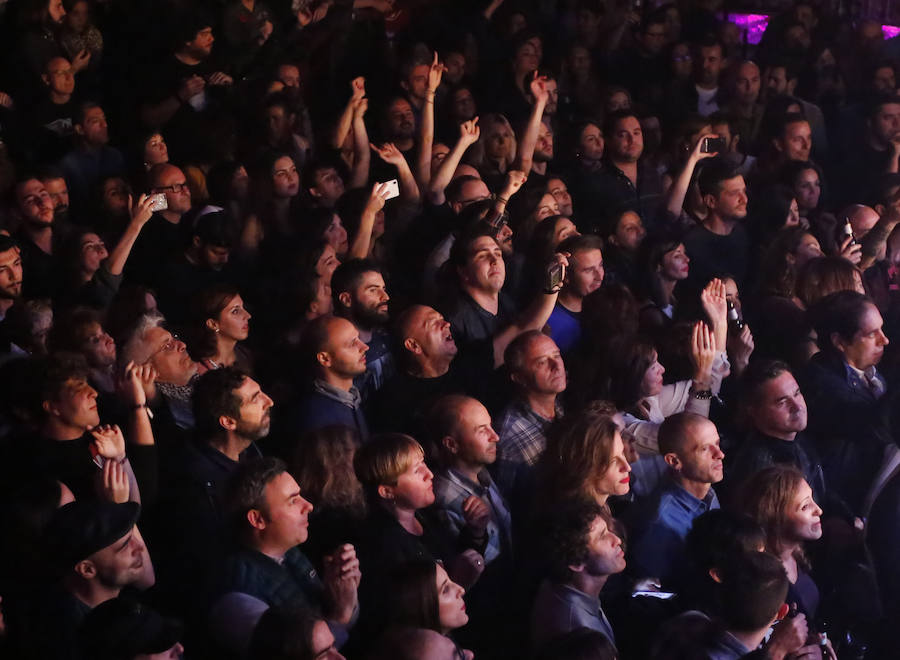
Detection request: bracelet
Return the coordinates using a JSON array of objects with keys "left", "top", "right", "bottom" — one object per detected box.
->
[
  {"left": 132, "top": 403, "right": 154, "bottom": 419},
  {"left": 495, "top": 196, "right": 508, "bottom": 204},
  {"left": 691, "top": 388, "right": 713, "bottom": 400}
]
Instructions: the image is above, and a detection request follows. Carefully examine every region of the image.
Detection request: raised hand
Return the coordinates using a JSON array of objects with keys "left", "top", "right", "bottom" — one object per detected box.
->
[
  {"left": 427, "top": 51, "right": 446, "bottom": 93},
  {"left": 322, "top": 544, "right": 361, "bottom": 624},
  {"left": 690, "top": 132, "right": 722, "bottom": 162},
  {"left": 351, "top": 76, "right": 366, "bottom": 100},
  {"left": 365, "top": 181, "right": 393, "bottom": 214},
  {"left": 130, "top": 194, "right": 155, "bottom": 226},
  {"left": 72, "top": 48, "right": 92, "bottom": 73},
  {"left": 700, "top": 277, "right": 728, "bottom": 351},
  {"left": 529, "top": 72, "right": 550, "bottom": 105},
  {"left": 839, "top": 235, "right": 863, "bottom": 264},
  {"left": 370, "top": 142, "right": 405, "bottom": 166},
  {"left": 90, "top": 424, "right": 126, "bottom": 462},
  {"left": 501, "top": 169, "right": 527, "bottom": 199},
  {"left": 690, "top": 321, "right": 716, "bottom": 382},
  {"left": 459, "top": 117, "right": 480, "bottom": 146},
  {"left": 101, "top": 459, "right": 130, "bottom": 503}
]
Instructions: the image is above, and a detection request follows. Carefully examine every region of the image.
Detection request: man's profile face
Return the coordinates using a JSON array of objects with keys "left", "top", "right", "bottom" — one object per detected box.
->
[
  {"left": 16, "top": 179, "right": 54, "bottom": 226},
  {"left": 348, "top": 271, "right": 389, "bottom": 327},
  {"left": 87, "top": 525, "right": 149, "bottom": 589},
  {"left": 47, "top": 377, "right": 99, "bottom": 430},
  {"left": 43, "top": 178, "right": 69, "bottom": 218},
  {"left": 873, "top": 66, "right": 896, "bottom": 95},
  {"left": 387, "top": 99, "right": 415, "bottom": 139},
  {"left": 671, "top": 418, "right": 724, "bottom": 485},
  {"left": 407, "top": 307, "right": 457, "bottom": 362},
  {"left": 766, "top": 66, "right": 789, "bottom": 95},
  {"left": 567, "top": 248, "right": 604, "bottom": 297},
  {"left": 733, "top": 62, "right": 761, "bottom": 106},
  {"left": 837, "top": 303, "right": 888, "bottom": 371},
  {"left": 144, "top": 327, "right": 197, "bottom": 386},
  {"left": 321, "top": 318, "right": 368, "bottom": 378},
  {"left": 752, "top": 371, "right": 807, "bottom": 438},
  {"left": 609, "top": 116, "right": 643, "bottom": 163},
  {"left": 581, "top": 516, "right": 626, "bottom": 577},
  {"left": 79, "top": 107, "right": 109, "bottom": 146},
  {"left": 778, "top": 120, "right": 812, "bottom": 161},
  {"left": 697, "top": 44, "right": 723, "bottom": 86},
  {"left": 233, "top": 376, "right": 274, "bottom": 440},
  {"left": 517, "top": 334, "right": 566, "bottom": 395},
  {"left": 451, "top": 399, "right": 499, "bottom": 467},
  {"left": 0, "top": 247, "right": 23, "bottom": 299},
  {"left": 259, "top": 472, "right": 314, "bottom": 548},
  {"left": 711, "top": 175, "right": 748, "bottom": 220},
  {"left": 186, "top": 27, "right": 214, "bottom": 58}
]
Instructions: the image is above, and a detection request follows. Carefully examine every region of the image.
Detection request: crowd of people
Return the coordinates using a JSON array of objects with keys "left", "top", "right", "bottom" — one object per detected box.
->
[{"left": 0, "top": 0, "right": 900, "bottom": 657}]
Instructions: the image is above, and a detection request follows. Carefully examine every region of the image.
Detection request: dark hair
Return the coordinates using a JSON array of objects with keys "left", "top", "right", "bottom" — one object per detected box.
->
[
  {"left": 47, "top": 307, "right": 103, "bottom": 355},
  {"left": 685, "top": 509, "right": 766, "bottom": 575},
  {"left": 602, "top": 108, "right": 640, "bottom": 141},
  {"left": 247, "top": 605, "right": 322, "bottom": 660},
  {"left": 387, "top": 560, "right": 442, "bottom": 631},
  {"left": 718, "top": 551, "right": 789, "bottom": 632},
  {"left": 807, "top": 290, "right": 874, "bottom": 353},
  {"left": 191, "top": 366, "right": 246, "bottom": 438},
  {"left": 191, "top": 210, "right": 236, "bottom": 248},
  {"left": 775, "top": 112, "right": 809, "bottom": 140},
  {"left": 758, "top": 226, "right": 811, "bottom": 297},
  {"left": 749, "top": 184, "right": 796, "bottom": 242},
  {"left": 599, "top": 336, "right": 657, "bottom": 410},
  {"left": 544, "top": 499, "right": 610, "bottom": 581},
  {"left": 291, "top": 425, "right": 365, "bottom": 514},
  {"left": 224, "top": 456, "right": 288, "bottom": 531},
  {"left": 37, "top": 354, "right": 90, "bottom": 416},
  {"left": 795, "top": 256, "right": 861, "bottom": 307},
  {"left": 296, "top": 314, "right": 336, "bottom": 373},
  {"left": 206, "top": 161, "right": 245, "bottom": 204},
  {"left": 557, "top": 233, "right": 604, "bottom": 258},
  {"left": 447, "top": 223, "right": 497, "bottom": 271},
  {"left": 186, "top": 283, "right": 243, "bottom": 359},
  {"left": 865, "top": 94, "right": 900, "bottom": 123},
  {"left": 331, "top": 258, "right": 382, "bottom": 303},
  {"left": 445, "top": 175, "right": 482, "bottom": 205},
  {"left": 74, "top": 100, "right": 102, "bottom": 128},
  {"left": 697, "top": 158, "right": 741, "bottom": 197},
  {"left": 581, "top": 283, "right": 640, "bottom": 347},
  {"left": 504, "top": 329, "right": 549, "bottom": 378},
  {"left": 636, "top": 232, "right": 685, "bottom": 306},
  {"left": 739, "top": 358, "right": 793, "bottom": 407}
]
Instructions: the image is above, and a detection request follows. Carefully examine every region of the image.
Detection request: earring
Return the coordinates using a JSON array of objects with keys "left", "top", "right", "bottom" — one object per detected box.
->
[{"left": 214, "top": 327, "right": 220, "bottom": 334}]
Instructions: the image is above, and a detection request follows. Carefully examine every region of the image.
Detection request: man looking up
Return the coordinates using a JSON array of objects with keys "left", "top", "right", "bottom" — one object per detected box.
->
[
  {"left": 495, "top": 330, "right": 566, "bottom": 497},
  {"left": 683, "top": 158, "right": 750, "bottom": 293},
  {"left": 546, "top": 234, "right": 604, "bottom": 353},
  {"left": 331, "top": 259, "right": 393, "bottom": 403},
  {"left": 629, "top": 412, "right": 723, "bottom": 585}
]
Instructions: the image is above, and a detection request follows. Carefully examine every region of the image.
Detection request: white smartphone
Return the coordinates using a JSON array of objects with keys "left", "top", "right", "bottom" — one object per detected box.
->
[
  {"left": 382, "top": 179, "right": 400, "bottom": 200},
  {"left": 148, "top": 193, "right": 168, "bottom": 212}
]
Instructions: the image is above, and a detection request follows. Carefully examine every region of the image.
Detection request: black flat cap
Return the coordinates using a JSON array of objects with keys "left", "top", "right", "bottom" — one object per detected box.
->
[{"left": 46, "top": 500, "right": 140, "bottom": 570}]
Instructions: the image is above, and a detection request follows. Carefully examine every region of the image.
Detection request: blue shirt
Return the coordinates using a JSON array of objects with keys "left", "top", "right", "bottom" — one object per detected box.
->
[
  {"left": 530, "top": 580, "right": 616, "bottom": 653},
  {"left": 629, "top": 477, "right": 719, "bottom": 583},
  {"left": 546, "top": 302, "right": 582, "bottom": 354}
]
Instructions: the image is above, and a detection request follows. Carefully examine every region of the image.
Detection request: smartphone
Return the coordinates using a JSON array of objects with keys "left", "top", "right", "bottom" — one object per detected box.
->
[
  {"left": 382, "top": 179, "right": 400, "bottom": 200},
  {"left": 701, "top": 137, "right": 727, "bottom": 154},
  {"left": 547, "top": 262, "right": 564, "bottom": 291},
  {"left": 148, "top": 192, "right": 168, "bottom": 212},
  {"left": 632, "top": 591, "right": 676, "bottom": 600}
]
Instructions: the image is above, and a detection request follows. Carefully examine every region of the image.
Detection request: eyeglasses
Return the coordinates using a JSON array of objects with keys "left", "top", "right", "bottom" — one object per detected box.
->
[
  {"left": 155, "top": 182, "right": 188, "bottom": 193},
  {"left": 149, "top": 333, "right": 181, "bottom": 360}
]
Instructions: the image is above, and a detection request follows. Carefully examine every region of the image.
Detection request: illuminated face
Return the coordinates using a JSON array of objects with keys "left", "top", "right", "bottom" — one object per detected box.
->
[
  {"left": 659, "top": 244, "right": 689, "bottom": 281},
  {"left": 794, "top": 168, "right": 821, "bottom": 211},
  {"left": 734, "top": 62, "right": 761, "bottom": 106},
  {"left": 567, "top": 248, "right": 604, "bottom": 297},
  {"left": 460, "top": 236, "right": 505, "bottom": 294},
  {"left": 608, "top": 116, "right": 643, "bottom": 163},
  {"left": 641, "top": 351, "right": 665, "bottom": 397},
  {"left": 594, "top": 432, "right": 631, "bottom": 497},
  {"left": 836, "top": 303, "right": 888, "bottom": 371},
  {"left": 778, "top": 121, "right": 812, "bottom": 162},
  {"left": 435, "top": 563, "right": 468, "bottom": 633},
  {"left": 272, "top": 156, "right": 300, "bottom": 198},
  {"left": 784, "top": 480, "right": 822, "bottom": 543}
]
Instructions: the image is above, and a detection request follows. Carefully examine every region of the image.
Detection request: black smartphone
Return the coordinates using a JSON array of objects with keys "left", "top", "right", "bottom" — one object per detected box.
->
[
  {"left": 547, "top": 262, "right": 564, "bottom": 291},
  {"left": 701, "top": 137, "right": 727, "bottom": 154}
]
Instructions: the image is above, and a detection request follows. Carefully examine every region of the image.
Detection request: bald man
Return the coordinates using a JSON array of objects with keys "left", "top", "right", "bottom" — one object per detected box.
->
[
  {"left": 628, "top": 412, "right": 724, "bottom": 585},
  {"left": 288, "top": 315, "right": 370, "bottom": 439},
  {"left": 125, "top": 163, "right": 193, "bottom": 287}
]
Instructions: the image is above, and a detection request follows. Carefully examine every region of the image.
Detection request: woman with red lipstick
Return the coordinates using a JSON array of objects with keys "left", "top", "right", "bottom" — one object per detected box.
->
[
  {"left": 739, "top": 465, "right": 824, "bottom": 623},
  {"left": 534, "top": 404, "right": 632, "bottom": 512},
  {"left": 187, "top": 283, "right": 254, "bottom": 374}
]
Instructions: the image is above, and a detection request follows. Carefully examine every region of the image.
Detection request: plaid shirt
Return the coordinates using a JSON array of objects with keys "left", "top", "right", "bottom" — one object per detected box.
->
[
  {"left": 494, "top": 398, "right": 560, "bottom": 496},
  {"left": 432, "top": 467, "right": 512, "bottom": 564}
]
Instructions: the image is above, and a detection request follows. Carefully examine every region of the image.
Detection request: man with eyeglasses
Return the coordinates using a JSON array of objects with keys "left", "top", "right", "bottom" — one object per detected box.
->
[
  {"left": 119, "top": 313, "right": 200, "bottom": 436},
  {"left": 125, "top": 163, "right": 193, "bottom": 288},
  {"left": 13, "top": 176, "right": 57, "bottom": 299}
]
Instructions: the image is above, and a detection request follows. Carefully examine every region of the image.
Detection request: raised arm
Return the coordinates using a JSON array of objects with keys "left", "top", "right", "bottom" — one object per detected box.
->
[
  {"left": 515, "top": 73, "right": 549, "bottom": 175},
  {"left": 371, "top": 142, "right": 420, "bottom": 203},
  {"left": 332, "top": 77, "right": 365, "bottom": 150},
  {"left": 105, "top": 195, "right": 154, "bottom": 277},
  {"left": 429, "top": 118, "right": 481, "bottom": 204},
  {"left": 415, "top": 52, "right": 445, "bottom": 193},
  {"left": 348, "top": 96, "right": 371, "bottom": 189},
  {"left": 493, "top": 253, "right": 567, "bottom": 366},
  {"left": 348, "top": 182, "right": 391, "bottom": 259},
  {"left": 665, "top": 133, "right": 716, "bottom": 219}
]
